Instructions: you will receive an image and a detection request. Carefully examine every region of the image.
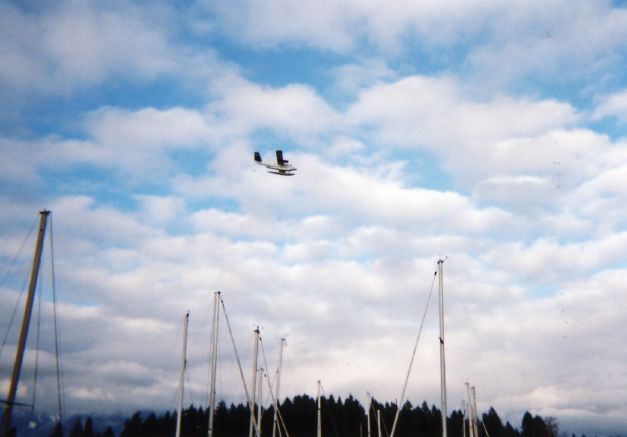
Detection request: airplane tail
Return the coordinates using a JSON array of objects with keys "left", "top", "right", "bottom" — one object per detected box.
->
[
  {"left": 276, "top": 150, "right": 288, "bottom": 165},
  {"left": 254, "top": 152, "right": 262, "bottom": 163}
]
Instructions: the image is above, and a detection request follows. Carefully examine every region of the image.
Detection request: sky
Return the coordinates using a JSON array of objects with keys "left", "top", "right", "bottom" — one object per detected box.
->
[{"left": 1, "top": 0, "right": 627, "bottom": 435}]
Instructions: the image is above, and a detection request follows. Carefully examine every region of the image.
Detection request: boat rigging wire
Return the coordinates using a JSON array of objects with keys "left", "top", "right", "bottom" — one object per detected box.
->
[
  {"left": 0, "top": 276, "right": 28, "bottom": 358},
  {"left": 448, "top": 285, "right": 508, "bottom": 423},
  {"left": 219, "top": 296, "right": 261, "bottom": 436},
  {"left": 259, "top": 338, "right": 290, "bottom": 437},
  {"left": 49, "top": 215, "right": 65, "bottom": 424},
  {"left": 389, "top": 267, "right": 438, "bottom": 437},
  {"left": 319, "top": 382, "right": 341, "bottom": 437},
  {"left": 31, "top": 277, "right": 43, "bottom": 418},
  {"left": 0, "top": 217, "right": 37, "bottom": 357}
]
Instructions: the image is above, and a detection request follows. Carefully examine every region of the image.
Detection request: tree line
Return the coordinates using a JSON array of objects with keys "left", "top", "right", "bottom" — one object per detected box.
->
[{"left": 49, "top": 394, "right": 564, "bottom": 437}]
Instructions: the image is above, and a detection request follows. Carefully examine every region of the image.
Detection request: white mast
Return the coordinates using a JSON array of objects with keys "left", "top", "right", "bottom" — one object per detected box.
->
[
  {"left": 208, "top": 292, "right": 220, "bottom": 437},
  {"left": 1, "top": 210, "right": 50, "bottom": 436},
  {"left": 438, "top": 259, "right": 448, "bottom": 437},
  {"left": 175, "top": 311, "right": 189, "bottom": 437},
  {"left": 272, "top": 338, "right": 286, "bottom": 437},
  {"left": 377, "top": 410, "right": 382, "bottom": 437},
  {"left": 316, "top": 381, "right": 322, "bottom": 437},
  {"left": 465, "top": 383, "right": 474, "bottom": 437},
  {"left": 471, "top": 386, "right": 479, "bottom": 437},
  {"left": 249, "top": 327, "right": 261, "bottom": 437},
  {"left": 461, "top": 400, "right": 467, "bottom": 437},
  {"left": 366, "top": 394, "right": 372, "bottom": 437}
]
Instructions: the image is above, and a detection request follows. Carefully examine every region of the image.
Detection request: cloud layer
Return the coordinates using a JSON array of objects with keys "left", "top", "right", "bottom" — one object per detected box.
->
[{"left": 1, "top": 1, "right": 627, "bottom": 436}]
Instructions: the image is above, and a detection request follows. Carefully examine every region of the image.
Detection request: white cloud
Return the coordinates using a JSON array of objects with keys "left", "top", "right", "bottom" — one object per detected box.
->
[
  {"left": 3, "top": 2, "right": 627, "bottom": 434},
  {"left": 0, "top": 1, "right": 181, "bottom": 95},
  {"left": 347, "top": 76, "right": 587, "bottom": 187},
  {"left": 0, "top": 106, "right": 216, "bottom": 181},
  {"left": 207, "top": 75, "right": 340, "bottom": 143},
  {"left": 466, "top": 2, "right": 627, "bottom": 86},
  {"left": 592, "top": 89, "right": 627, "bottom": 123},
  {"left": 85, "top": 107, "right": 213, "bottom": 151}
]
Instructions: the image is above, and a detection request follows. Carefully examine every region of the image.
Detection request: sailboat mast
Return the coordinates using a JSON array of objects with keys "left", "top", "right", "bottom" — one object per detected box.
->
[
  {"left": 461, "top": 400, "right": 467, "bottom": 437},
  {"left": 316, "top": 381, "right": 322, "bottom": 437},
  {"left": 366, "top": 395, "right": 372, "bottom": 437},
  {"left": 437, "top": 259, "right": 448, "bottom": 437},
  {"left": 465, "top": 383, "right": 474, "bottom": 437},
  {"left": 471, "top": 386, "right": 479, "bottom": 437},
  {"left": 272, "top": 338, "right": 286, "bottom": 437},
  {"left": 175, "top": 311, "right": 189, "bottom": 437},
  {"left": 249, "top": 327, "right": 260, "bottom": 437},
  {"left": 208, "top": 292, "right": 220, "bottom": 437},
  {"left": 1, "top": 210, "right": 50, "bottom": 437}
]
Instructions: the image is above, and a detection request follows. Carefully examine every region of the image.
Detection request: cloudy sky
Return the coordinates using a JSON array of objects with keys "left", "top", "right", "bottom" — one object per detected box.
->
[{"left": 2, "top": 0, "right": 627, "bottom": 435}]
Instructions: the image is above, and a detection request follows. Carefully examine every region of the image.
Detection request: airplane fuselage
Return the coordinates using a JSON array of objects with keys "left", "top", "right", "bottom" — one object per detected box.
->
[{"left": 254, "top": 150, "right": 297, "bottom": 176}]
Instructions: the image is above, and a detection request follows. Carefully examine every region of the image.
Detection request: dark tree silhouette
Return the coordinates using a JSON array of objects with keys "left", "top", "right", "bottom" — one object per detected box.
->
[
  {"left": 69, "top": 418, "right": 83, "bottom": 437},
  {"left": 48, "top": 421, "right": 64, "bottom": 437},
  {"left": 111, "top": 395, "right": 557, "bottom": 437}
]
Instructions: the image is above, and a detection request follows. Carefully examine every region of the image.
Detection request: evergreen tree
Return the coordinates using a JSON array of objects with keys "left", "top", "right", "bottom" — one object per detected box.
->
[
  {"left": 69, "top": 418, "right": 83, "bottom": 437},
  {"left": 99, "top": 426, "right": 115, "bottom": 437},
  {"left": 120, "top": 412, "right": 142, "bottom": 437},
  {"left": 482, "top": 407, "right": 504, "bottom": 437},
  {"left": 84, "top": 417, "right": 95, "bottom": 437},
  {"left": 48, "top": 421, "right": 64, "bottom": 437}
]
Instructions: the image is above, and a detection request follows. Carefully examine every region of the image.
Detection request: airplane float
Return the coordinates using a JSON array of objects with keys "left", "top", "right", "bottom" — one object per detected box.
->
[{"left": 254, "top": 150, "right": 297, "bottom": 176}]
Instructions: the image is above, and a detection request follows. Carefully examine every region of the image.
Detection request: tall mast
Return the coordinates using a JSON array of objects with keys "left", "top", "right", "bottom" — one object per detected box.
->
[
  {"left": 249, "top": 327, "right": 260, "bottom": 437},
  {"left": 471, "top": 386, "right": 479, "bottom": 437},
  {"left": 316, "top": 381, "right": 322, "bottom": 437},
  {"left": 461, "top": 400, "right": 467, "bottom": 437},
  {"left": 465, "top": 383, "right": 474, "bottom": 437},
  {"left": 175, "top": 312, "right": 189, "bottom": 437},
  {"left": 272, "top": 338, "right": 286, "bottom": 437},
  {"left": 437, "top": 259, "right": 448, "bottom": 437},
  {"left": 1, "top": 210, "right": 50, "bottom": 437},
  {"left": 366, "top": 394, "right": 372, "bottom": 437},
  {"left": 208, "top": 292, "right": 220, "bottom": 437}
]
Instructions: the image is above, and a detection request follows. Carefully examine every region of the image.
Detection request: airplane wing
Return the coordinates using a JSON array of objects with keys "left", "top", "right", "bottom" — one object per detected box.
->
[{"left": 255, "top": 150, "right": 296, "bottom": 175}]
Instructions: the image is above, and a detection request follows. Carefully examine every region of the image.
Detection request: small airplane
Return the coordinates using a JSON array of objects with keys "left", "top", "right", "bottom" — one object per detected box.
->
[{"left": 254, "top": 150, "right": 297, "bottom": 176}]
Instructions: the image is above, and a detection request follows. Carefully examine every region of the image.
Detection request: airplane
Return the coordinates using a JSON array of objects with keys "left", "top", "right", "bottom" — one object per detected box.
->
[{"left": 254, "top": 150, "right": 297, "bottom": 176}]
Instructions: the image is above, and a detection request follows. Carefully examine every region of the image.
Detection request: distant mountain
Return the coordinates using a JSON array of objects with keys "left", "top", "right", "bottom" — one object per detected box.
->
[{"left": 9, "top": 410, "right": 128, "bottom": 437}]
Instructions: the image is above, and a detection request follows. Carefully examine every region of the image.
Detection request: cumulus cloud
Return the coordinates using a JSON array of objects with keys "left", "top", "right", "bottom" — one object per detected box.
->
[
  {"left": 592, "top": 89, "right": 627, "bottom": 123},
  {"left": 3, "top": 2, "right": 627, "bottom": 435},
  {"left": 206, "top": 75, "right": 340, "bottom": 143},
  {"left": 0, "top": 1, "right": 179, "bottom": 95}
]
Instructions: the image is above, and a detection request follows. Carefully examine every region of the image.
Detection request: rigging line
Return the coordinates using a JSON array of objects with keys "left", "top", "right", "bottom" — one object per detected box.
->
[
  {"left": 380, "top": 412, "right": 391, "bottom": 437},
  {"left": 31, "top": 277, "right": 43, "bottom": 418},
  {"left": 389, "top": 269, "right": 438, "bottom": 437},
  {"left": 259, "top": 339, "right": 291, "bottom": 437},
  {"left": 259, "top": 338, "right": 276, "bottom": 396},
  {"left": 0, "top": 218, "right": 38, "bottom": 357},
  {"left": 0, "top": 217, "right": 38, "bottom": 356},
  {"left": 0, "top": 274, "right": 29, "bottom": 358},
  {"left": 49, "top": 214, "right": 64, "bottom": 423},
  {"left": 219, "top": 296, "right": 261, "bottom": 436},
  {"left": 188, "top": 298, "right": 211, "bottom": 408},
  {"left": 0, "top": 215, "right": 37, "bottom": 290},
  {"left": 481, "top": 416, "right": 491, "bottom": 437},
  {"left": 448, "top": 286, "right": 508, "bottom": 415},
  {"left": 319, "top": 383, "right": 341, "bottom": 437}
]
